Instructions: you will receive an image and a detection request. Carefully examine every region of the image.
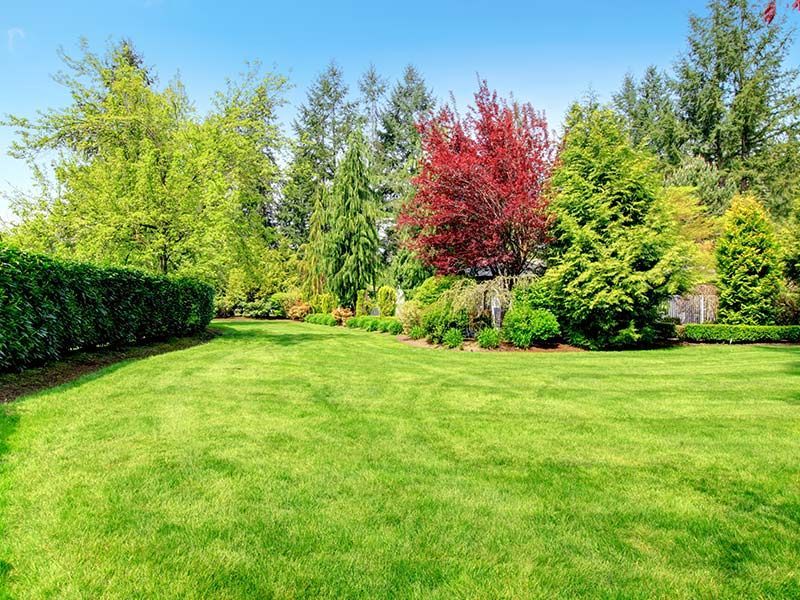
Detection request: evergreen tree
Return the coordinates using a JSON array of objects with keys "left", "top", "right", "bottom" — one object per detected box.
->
[
  {"left": 545, "top": 105, "right": 691, "bottom": 349},
  {"left": 358, "top": 64, "right": 387, "bottom": 150},
  {"left": 675, "top": 0, "right": 800, "bottom": 216},
  {"left": 278, "top": 62, "right": 359, "bottom": 246},
  {"left": 716, "top": 194, "right": 781, "bottom": 324},
  {"left": 324, "top": 131, "right": 380, "bottom": 307}
]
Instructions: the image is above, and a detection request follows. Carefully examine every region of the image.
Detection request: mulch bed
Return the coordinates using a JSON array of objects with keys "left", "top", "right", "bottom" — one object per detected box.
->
[
  {"left": 0, "top": 330, "right": 217, "bottom": 404},
  {"left": 397, "top": 335, "right": 584, "bottom": 353}
]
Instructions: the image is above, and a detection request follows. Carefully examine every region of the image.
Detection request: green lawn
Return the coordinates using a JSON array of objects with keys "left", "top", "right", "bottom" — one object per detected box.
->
[{"left": 1, "top": 320, "right": 799, "bottom": 599}]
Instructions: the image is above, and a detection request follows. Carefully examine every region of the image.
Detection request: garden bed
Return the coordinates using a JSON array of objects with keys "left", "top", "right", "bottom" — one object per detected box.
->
[{"left": 397, "top": 335, "right": 584, "bottom": 353}]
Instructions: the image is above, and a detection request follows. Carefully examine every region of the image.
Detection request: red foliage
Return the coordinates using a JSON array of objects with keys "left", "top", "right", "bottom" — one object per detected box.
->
[
  {"left": 399, "top": 81, "right": 554, "bottom": 277},
  {"left": 763, "top": 0, "right": 800, "bottom": 22}
]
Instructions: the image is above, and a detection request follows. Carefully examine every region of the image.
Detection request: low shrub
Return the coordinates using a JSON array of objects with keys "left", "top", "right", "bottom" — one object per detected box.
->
[
  {"left": 346, "top": 316, "right": 364, "bottom": 329},
  {"left": 0, "top": 245, "right": 214, "bottom": 371},
  {"left": 414, "top": 275, "right": 460, "bottom": 306},
  {"left": 680, "top": 324, "right": 800, "bottom": 344},
  {"left": 241, "top": 298, "right": 279, "bottom": 319},
  {"left": 355, "top": 290, "right": 373, "bottom": 317},
  {"left": 409, "top": 325, "right": 426, "bottom": 340},
  {"left": 442, "top": 328, "right": 464, "bottom": 349},
  {"left": 377, "top": 286, "right": 397, "bottom": 317},
  {"left": 397, "top": 299, "right": 423, "bottom": 333},
  {"left": 270, "top": 291, "right": 301, "bottom": 316},
  {"left": 309, "top": 292, "right": 337, "bottom": 315},
  {"left": 332, "top": 307, "right": 354, "bottom": 326},
  {"left": 304, "top": 313, "right": 337, "bottom": 327},
  {"left": 503, "top": 307, "right": 560, "bottom": 348},
  {"left": 476, "top": 327, "right": 501, "bottom": 349},
  {"left": 345, "top": 315, "right": 403, "bottom": 335},
  {"left": 421, "top": 302, "right": 469, "bottom": 344},
  {"left": 383, "top": 318, "right": 404, "bottom": 335},
  {"left": 287, "top": 302, "right": 312, "bottom": 321}
]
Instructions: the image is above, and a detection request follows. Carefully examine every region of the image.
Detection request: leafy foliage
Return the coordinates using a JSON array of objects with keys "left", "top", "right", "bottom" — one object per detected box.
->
[
  {"left": 442, "top": 328, "right": 464, "bottom": 349},
  {"left": 0, "top": 245, "right": 213, "bottom": 371},
  {"left": 502, "top": 307, "right": 560, "bottom": 348},
  {"left": 400, "top": 81, "right": 554, "bottom": 276},
  {"left": 376, "top": 286, "right": 397, "bottom": 317},
  {"left": 476, "top": 327, "right": 501, "bottom": 349},
  {"left": 545, "top": 106, "right": 691, "bottom": 349},
  {"left": 716, "top": 195, "right": 781, "bottom": 325},
  {"left": 304, "top": 313, "right": 338, "bottom": 327},
  {"left": 680, "top": 323, "right": 800, "bottom": 343}
]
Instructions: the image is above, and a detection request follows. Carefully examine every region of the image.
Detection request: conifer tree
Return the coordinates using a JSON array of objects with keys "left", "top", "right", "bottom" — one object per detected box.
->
[
  {"left": 545, "top": 105, "right": 691, "bottom": 349},
  {"left": 716, "top": 194, "right": 781, "bottom": 324},
  {"left": 324, "top": 131, "right": 380, "bottom": 307}
]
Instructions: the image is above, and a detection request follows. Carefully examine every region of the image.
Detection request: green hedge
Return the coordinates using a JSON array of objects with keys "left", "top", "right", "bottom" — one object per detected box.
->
[
  {"left": 304, "top": 313, "right": 338, "bottom": 327},
  {"left": 0, "top": 245, "right": 215, "bottom": 371},
  {"left": 681, "top": 324, "right": 800, "bottom": 344},
  {"left": 345, "top": 316, "right": 403, "bottom": 335}
]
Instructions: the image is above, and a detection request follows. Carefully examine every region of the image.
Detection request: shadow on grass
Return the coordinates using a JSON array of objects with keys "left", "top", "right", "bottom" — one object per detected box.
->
[{"left": 213, "top": 321, "right": 339, "bottom": 347}]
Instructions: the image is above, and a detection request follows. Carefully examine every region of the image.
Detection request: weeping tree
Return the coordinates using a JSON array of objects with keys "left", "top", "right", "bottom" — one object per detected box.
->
[{"left": 323, "top": 131, "right": 380, "bottom": 307}]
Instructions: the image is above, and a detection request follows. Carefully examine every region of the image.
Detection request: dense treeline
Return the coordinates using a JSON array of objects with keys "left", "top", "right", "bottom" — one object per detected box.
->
[
  {"left": 0, "top": 245, "right": 214, "bottom": 371},
  {"left": 1, "top": 0, "right": 799, "bottom": 349}
]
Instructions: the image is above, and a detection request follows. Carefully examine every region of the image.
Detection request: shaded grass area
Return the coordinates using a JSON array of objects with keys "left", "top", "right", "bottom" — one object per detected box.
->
[{"left": 1, "top": 319, "right": 800, "bottom": 598}]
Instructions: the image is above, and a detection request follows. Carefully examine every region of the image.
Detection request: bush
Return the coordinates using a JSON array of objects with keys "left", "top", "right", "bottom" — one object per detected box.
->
[
  {"left": 287, "top": 302, "right": 312, "bottom": 321},
  {"left": 304, "top": 313, "right": 337, "bottom": 327},
  {"left": 414, "top": 275, "right": 459, "bottom": 306},
  {"left": 309, "top": 292, "right": 337, "bottom": 315},
  {"left": 442, "top": 328, "right": 464, "bottom": 349},
  {"left": 270, "top": 291, "right": 301, "bottom": 317},
  {"left": 397, "top": 299, "right": 423, "bottom": 333},
  {"left": 332, "top": 307, "right": 354, "bottom": 325},
  {"left": 680, "top": 324, "right": 800, "bottom": 344},
  {"left": 0, "top": 245, "right": 214, "bottom": 372},
  {"left": 512, "top": 279, "right": 555, "bottom": 312},
  {"left": 376, "top": 286, "right": 397, "bottom": 317},
  {"left": 476, "top": 327, "right": 501, "bottom": 349},
  {"left": 421, "top": 302, "right": 469, "bottom": 344},
  {"left": 241, "top": 298, "right": 278, "bottom": 319},
  {"left": 344, "top": 315, "right": 402, "bottom": 335},
  {"left": 409, "top": 325, "right": 426, "bottom": 340},
  {"left": 355, "top": 289, "right": 372, "bottom": 317},
  {"left": 502, "top": 307, "right": 560, "bottom": 348},
  {"left": 383, "top": 318, "right": 404, "bottom": 335}
]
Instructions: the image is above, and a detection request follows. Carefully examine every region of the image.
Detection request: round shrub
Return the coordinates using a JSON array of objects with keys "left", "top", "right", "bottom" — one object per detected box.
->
[
  {"left": 332, "top": 306, "right": 354, "bottom": 325},
  {"left": 414, "top": 275, "right": 459, "bottom": 306},
  {"left": 386, "top": 320, "right": 404, "bottom": 335},
  {"left": 364, "top": 317, "right": 381, "bottom": 331},
  {"left": 409, "top": 325, "right": 426, "bottom": 340},
  {"left": 442, "top": 328, "right": 464, "bottom": 349},
  {"left": 477, "top": 327, "right": 501, "bottom": 349},
  {"left": 397, "top": 299, "right": 423, "bottom": 333},
  {"left": 346, "top": 316, "right": 363, "bottom": 329},
  {"left": 503, "top": 307, "right": 560, "bottom": 348},
  {"left": 287, "top": 302, "right": 312, "bottom": 321}
]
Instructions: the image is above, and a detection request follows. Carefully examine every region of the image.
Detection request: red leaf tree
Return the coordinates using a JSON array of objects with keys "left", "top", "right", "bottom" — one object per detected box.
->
[
  {"left": 399, "top": 81, "right": 554, "bottom": 277},
  {"left": 763, "top": 0, "right": 800, "bottom": 23}
]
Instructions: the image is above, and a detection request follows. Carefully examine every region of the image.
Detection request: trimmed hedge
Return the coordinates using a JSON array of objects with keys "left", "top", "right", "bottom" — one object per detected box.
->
[
  {"left": 346, "top": 316, "right": 403, "bottom": 335},
  {"left": 681, "top": 324, "right": 800, "bottom": 344},
  {"left": 304, "top": 313, "right": 338, "bottom": 327},
  {"left": 0, "top": 245, "right": 214, "bottom": 371}
]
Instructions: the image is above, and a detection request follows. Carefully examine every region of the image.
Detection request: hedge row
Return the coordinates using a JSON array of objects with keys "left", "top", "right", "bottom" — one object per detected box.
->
[
  {"left": 0, "top": 245, "right": 215, "bottom": 371},
  {"left": 304, "top": 313, "right": 337, "bottom": 327},
  {"left": 346, "top": 316, "right": 404, "bottom": 335},
  {"left": 681, "top": 324, "right": 800, "bottom": 344}
]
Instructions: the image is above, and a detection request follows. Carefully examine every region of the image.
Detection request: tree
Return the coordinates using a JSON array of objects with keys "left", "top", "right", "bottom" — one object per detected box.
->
[
  {"left": 716, "top": 194, "right": 782, "bottom": 324},
  {"left": 323, "top": 131, "right": 380, "bottom": 307},
  {"left": 544, "top": 105, "right": 690, "bottom": 349},
  {"left": 359, "top": 64, "right": 387, "bottom": 149},
  {"left": 613, "top": 66, "right": 684, "bottom": 165},
  {"left": 3, "top": 40, "right": 287, "bottom": 291},
  {"left": 278, "top": 62, "right": 359, "bottom": 246},
  {"left": 675, "top": 0, "right": 800, "bottom": 216},
  {"left": 399, "top": 81, "right": 554, "bottom": 278},
  {"left": 762, "top": 0, "right": 800, "bottom": 23}
]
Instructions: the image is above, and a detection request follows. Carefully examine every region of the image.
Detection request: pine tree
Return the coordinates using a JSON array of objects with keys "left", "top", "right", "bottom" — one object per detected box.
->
[
  {"left": 675, "top": 0, "right": 800, "bottom": 216},
  {"left": 716, "top": 194, "right": 781, "bottom": 324},
  {"left": 358, "top": 64, "right": 387, "bottom": 150},
  {"left": 324, "top": 131, "right": 380, "bottom": 307},
  {"left": 278, "top": 62, "right": 359, "bottom": 246},
  {"left": 545, "top": 105, "right": 691, "bottom": 349}
]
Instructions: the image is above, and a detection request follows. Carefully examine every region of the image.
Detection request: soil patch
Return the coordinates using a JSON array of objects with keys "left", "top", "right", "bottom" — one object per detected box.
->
[{"left": 397, "top": 335, "right": 585, "bottom": 353}]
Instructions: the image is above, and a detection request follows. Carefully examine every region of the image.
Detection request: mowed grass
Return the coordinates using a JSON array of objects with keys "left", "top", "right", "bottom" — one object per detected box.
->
[{"left": 1, "top": 320, "right": 799, "bottom": 599}]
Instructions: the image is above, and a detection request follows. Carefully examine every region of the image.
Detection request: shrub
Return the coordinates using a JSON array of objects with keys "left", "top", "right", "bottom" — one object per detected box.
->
[
  {"left": 421, "top": 301, "right": 469, "bottom": 344},
  {"left": 680, "top": 324, "right": 800, "bottom": 344},
  {"left": 409, "top": 325, "right": 426, "bottom": 340},
  {"left": 346, "top": 316, "right": 364, "bottom": 329},
  {"left": 332, "top": 307, "right": 354, "bottom": 326},
  {"left": 383, "top": 318, "right": 404, "bottom": 335},
  {"left": 304, "top": 313, "right": 337, "bottom": 327},
  {"left": 270, "top": 291, "right": 301, "bottom": 317},
  {"left": 376, "top": 286, "right": 397, "bottom": 317},
  {"left": 309, "top": 292, "right": 337, "bottom": 315},
  {"left": 512, "top": 279, "right": 555, "bottom": 312},
  {"left": 0, "top": 245, "right": 214, "bottom": 372},
  {"left": 442, "top": 328, "right": 464, "bottom": 349},
  {"left": 502, "top": 307, "right": 560, "bottom": 348},
  {"left": 364, "top": 317, "right": 381, "bottom": 331},
  {"left": 241, "top": 298, "right": 278, "bottom": 319},
  {"left": 476, "top": 327, "right": 501, "bottom": 349},
  {"left": 716, "top": 195, "right": 781, "bottom": 325},
  {"left": 355, "top": 289, "right": 372, "bottom": 317},
  {"left": 397, "top": 300, "right": 423, "bottom": 333},
  {"left": 414, "top": 275, "right": 459, "bottom": 306},
  {"left": 287, "top": 302, "right": 312, "bottom": 321}
]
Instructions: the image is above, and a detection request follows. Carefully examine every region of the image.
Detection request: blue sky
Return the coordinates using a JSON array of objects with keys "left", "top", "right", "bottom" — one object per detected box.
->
[{"left": 2, "top": 0, "right": 798, "bottom": 220}]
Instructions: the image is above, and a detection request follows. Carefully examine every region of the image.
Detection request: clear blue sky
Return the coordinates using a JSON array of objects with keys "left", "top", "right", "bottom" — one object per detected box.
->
[{"left": 1, "top": 0, "right": 797, "bottom": 220}]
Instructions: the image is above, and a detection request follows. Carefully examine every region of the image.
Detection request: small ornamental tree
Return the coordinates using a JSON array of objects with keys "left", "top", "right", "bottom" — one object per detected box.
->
[
  {"left": 545, "top": 105, "right": 691, "bottom": 349},
  {"left": 716, "top": 195, "right": 781, "bottom": 325},
  {"left": 324, "top": 131, "right": 381, "bottom": 307},
  {"left": 400, "top": 81, "right": 554, "bottom": 277}
]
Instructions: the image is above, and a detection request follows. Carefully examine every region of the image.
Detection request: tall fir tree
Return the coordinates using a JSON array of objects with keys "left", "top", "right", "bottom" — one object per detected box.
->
[
  {"left": 675, "top": 0, "right": 800, "bottom": 216},
  {"left": 545, "top": 105, "right": 691, "bottom": 349},
  {"left": 358, "top": 64, "right": 387, "bottom": 151},
  {"left": 324, "top": 131, "right": 380, "bottom": 307},
  {"left": 716, "top": 194, "right": 782, "bottom": 324},
  {"left": 278, "top": 62, "right": 359, "bottom": 246}
]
